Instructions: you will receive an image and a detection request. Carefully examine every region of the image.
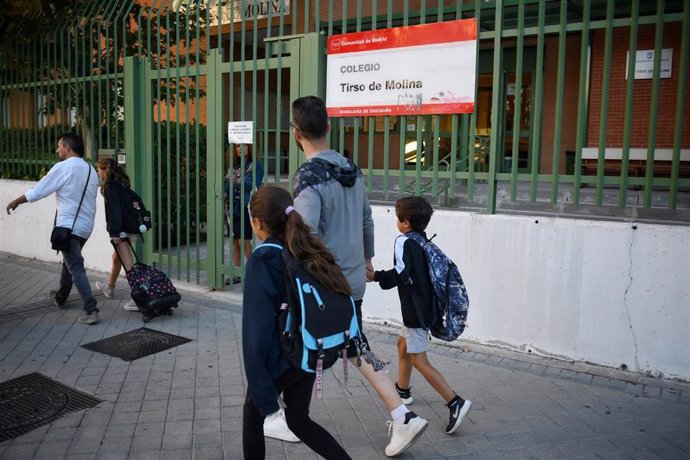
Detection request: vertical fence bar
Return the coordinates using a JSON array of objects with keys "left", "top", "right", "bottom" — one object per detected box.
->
[
  {"left": 206, "top": 49, "right": 223, "bottom": 288},
  {"left": 183, "top": 1, "right": 192, "bottom": 281},
  {"left": 669, "top": 0, "right": 689, "bottom": 210},
  {"left": 174, "top": 5, "right": 182, "bottom": 278},
  {"left": 486, "top": 0, "right": 503, "bottom": 214},
  {"left": 194, "top": 2, "right": 202, "bottom": 282},
  {"left": 595, "top": 0, "right": 614, "bottom": 206},
  {"left": 620, "top": 0, "right": 639, "bottom": 207},
  {"left": 467, "top": 0, "right": 481, "bottom": 201},
  {"left": 550, "top": 0, "right": 567, "bottom": 204},
  {"left": 572, "top": 0, "right": 590, "bottom": 202},
  {"left": 163, "top": 3, "right": 173, "bottom": 271},
  {"left": 529, "top": 0, "right": 546, "bottom": 202},
  {"left": 643, "top": 0, "right": 665, "bottom": 208},
  {"left": 510, "top": 0, "right": 525, "bottom": 201},
  {"left": 398, "top": 114, "right": 406, "bottom": 194},
  {"left": 431, "top": 115, "right": 440, "bottom": 197}
]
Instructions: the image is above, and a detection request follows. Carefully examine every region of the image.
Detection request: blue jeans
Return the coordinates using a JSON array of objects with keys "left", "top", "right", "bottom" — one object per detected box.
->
[{"left": 53, "top": 235, "right": 98, "bottom": 314}]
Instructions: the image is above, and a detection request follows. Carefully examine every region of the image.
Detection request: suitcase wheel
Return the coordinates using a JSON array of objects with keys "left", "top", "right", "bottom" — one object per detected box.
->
[{"left": 167, "top": 309, "right": 173, "bottom": 316}]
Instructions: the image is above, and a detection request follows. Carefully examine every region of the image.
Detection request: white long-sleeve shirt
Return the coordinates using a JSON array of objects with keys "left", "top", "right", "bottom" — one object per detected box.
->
[{"left": 25, "top": 156, "right": 99, "bottom": 239}]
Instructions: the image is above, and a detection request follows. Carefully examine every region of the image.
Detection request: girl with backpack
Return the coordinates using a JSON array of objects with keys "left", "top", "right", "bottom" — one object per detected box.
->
[
  {"left": 94, "top": 158, "right": 137, "bottom": 310},
  {"left": 242, "top": 185, "right": 350, "bottom": 460}
]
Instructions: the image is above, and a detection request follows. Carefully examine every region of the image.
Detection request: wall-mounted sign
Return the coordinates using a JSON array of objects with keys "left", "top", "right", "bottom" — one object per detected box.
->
[
  {"left": 626, "top": 49, "right": 673, "bottom": 80},
  {"left": 228, "top": 121, "right": 253, "bottom": 144},
  {"left": 207, "top": 0, "right": 290, "bottom": 26},
  {"left": 326, "top": 19, "right": 477, "bottom": 117}
]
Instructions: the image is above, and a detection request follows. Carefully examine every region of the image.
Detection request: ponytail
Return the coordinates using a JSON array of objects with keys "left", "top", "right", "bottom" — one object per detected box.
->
[
  {"left": 249, "top": 186, "right": 351, "bottom": 296},
  {"left": 284, "top": 211, "right": 351, "bottom": 296}
]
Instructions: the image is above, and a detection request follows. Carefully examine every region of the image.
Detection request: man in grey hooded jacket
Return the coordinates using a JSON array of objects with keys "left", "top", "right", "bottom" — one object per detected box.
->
[{"left": 290, "top": 96, "right": 428, "bottom": 457}]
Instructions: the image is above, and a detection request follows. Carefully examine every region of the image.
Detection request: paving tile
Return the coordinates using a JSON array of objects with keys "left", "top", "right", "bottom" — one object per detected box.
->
[
  {"left": 2, "top": 255, "right": 690, "bottom": 460},
  {"left": 161, "top": 448, "right": 193, "bottom": 460}
]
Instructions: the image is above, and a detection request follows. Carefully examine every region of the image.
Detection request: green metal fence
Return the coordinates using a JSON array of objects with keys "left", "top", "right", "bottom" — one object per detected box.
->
[{"left": 1, "top": 0, "right": 689, "bottom": 289}]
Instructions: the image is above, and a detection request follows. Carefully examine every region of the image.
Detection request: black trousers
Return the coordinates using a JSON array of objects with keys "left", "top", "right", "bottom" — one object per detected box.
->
[{"left": 242, "top": 367, "right": 351, "bottom": 460}]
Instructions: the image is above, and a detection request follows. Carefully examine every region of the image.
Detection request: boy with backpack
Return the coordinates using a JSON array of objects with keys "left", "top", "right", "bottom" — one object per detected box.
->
[{"left": 366, "top": 196, "right": 472, "bottom": 434}]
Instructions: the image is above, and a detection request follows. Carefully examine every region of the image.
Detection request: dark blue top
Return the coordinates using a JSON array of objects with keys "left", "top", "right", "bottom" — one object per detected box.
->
[
  {"left": 241, "top": 236, "right": 292, "bottom": 416},
  {"left": 373, "top": 232, "right": 432, "bottom": 329},
  {"left": 224, "top": 159, "right": 264, "bottom": 217}
]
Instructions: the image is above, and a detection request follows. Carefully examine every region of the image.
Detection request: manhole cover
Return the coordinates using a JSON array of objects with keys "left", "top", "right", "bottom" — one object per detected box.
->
[
  {"left": 0, "top": 372, "right": 103, "bottom": 442},
  {"left": 81, "top": 327, "right": 192, "bottom": 361}
]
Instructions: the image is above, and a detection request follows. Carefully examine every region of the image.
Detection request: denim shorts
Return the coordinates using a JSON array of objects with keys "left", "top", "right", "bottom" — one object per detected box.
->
[{"left": 399, "top": 326, "right": 429, "bottom": 354}]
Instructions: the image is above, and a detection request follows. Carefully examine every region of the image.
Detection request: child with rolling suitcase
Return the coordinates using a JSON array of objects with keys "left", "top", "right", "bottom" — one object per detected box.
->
[{"left": 97, "top": 158, "right": 179, "bottom": 322}]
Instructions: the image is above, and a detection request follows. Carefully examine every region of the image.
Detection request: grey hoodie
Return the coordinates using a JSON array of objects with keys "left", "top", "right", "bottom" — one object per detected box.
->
[{"left": 292, "top": 150, "right": 375, "bottom": 301}]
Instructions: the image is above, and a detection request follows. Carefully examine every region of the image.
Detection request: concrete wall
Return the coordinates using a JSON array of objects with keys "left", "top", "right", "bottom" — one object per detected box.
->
[
  {"left": 364, "top": 206, "right": 690, "bottom": 381},
  {"left": 1, "top": 179, "right": 114, "bottom": 271},
  {"left": 2, "top": 179, "right": 689, "bottom": 380}
]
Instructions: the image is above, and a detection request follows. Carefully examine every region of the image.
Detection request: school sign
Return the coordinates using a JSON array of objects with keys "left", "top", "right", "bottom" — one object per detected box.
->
[{"left": 326, "top": 19, "right": 477, "bottom": 117}]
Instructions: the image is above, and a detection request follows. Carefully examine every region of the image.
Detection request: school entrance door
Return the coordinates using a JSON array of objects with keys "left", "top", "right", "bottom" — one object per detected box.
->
[{"left": 124, "top": 33, "right": 325, "bottom": 289}]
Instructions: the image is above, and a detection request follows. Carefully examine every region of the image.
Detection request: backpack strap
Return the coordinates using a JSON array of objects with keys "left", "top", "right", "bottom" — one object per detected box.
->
[
  {"left": 253, "top": 242, "right": 283, "bottom": 252},
  {"left": 293, "top": 157, "right": 362, "bottom": 197}
]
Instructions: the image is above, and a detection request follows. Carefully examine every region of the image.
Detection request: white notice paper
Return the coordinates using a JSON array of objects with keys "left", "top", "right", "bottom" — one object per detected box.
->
[{"left": 228, "top": 121, "right": 254, "bottom": 144}]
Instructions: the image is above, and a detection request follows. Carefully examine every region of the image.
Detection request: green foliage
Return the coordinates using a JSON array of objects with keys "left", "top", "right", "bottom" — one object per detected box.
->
[
  {"left": 0, "top": 0, "right": 208, "bottom": 157},
  {"left": 150, "top": 120, "right": 208, "bottom": 248},
  {"left": 0, "top": 127, "right": 60, "bottom": 180}
]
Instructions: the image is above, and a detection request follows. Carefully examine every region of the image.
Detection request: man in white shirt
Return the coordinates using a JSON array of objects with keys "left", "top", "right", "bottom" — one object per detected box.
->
[{"left": 6, "top": 133, "right": 100, "bottom": 325}]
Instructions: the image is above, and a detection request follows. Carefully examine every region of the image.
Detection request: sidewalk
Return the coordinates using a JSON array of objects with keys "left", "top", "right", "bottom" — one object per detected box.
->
[{"left": 0, "top": 251, "right": 689, "bottom": 460}]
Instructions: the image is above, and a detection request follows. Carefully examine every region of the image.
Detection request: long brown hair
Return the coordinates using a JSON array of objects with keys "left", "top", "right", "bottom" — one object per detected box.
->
[
  {"left": 97, "top": 158, "right": 131, "bottom": 196},
  {"left": 249, "top": 185, "right": 351, "bottom": 296},
  {"left": 232, "top": 143, "right": 253, "bottom": 169}
]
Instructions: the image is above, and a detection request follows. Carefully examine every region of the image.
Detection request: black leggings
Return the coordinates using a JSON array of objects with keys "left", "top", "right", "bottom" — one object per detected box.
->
[{"left": 242, "top": 367, "right": 351, "bottom": 460}]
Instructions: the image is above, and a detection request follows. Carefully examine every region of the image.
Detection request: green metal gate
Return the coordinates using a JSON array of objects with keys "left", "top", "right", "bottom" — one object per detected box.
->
[{"left": 124, "top": 32, "right": 324, "bottom": 289}]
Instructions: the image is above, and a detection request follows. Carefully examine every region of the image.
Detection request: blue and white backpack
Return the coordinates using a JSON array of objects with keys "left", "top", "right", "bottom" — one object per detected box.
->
[
  {"left": 405, "top": 232, "right": 469, "bottom": 341},
  {"left": 257, "top": 243, "right": 361, "bottom": 398}
]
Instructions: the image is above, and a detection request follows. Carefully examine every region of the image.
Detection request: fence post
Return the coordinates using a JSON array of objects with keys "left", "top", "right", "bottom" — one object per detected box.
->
[
  {"left": 124, "top": 55, "right": 153, "bottom": 264},
  {"left": 206, "top": 49, "right": 224, "bottom": 289}
]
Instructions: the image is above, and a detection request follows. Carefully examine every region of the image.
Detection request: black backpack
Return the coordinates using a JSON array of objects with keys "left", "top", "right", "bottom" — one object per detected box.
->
[
  {"left": 258, "top": 243, "right": 361, "bottom": 398},
  {"left": 120, "top": 186, "right": 152, "bottom": 235}
]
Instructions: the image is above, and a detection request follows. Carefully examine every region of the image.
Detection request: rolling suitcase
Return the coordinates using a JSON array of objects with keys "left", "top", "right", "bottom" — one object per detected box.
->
[{"left": 116, "top": 240, "right": 181, "bottom": 322}]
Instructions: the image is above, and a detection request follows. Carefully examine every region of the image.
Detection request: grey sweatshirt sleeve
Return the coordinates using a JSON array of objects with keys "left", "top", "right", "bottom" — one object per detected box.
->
[
  {"left": 293, "top": 186, "right": 322, "bottom": 237},
  {"left": 362, "top": 182, "right": 375, "bottom": 260}
]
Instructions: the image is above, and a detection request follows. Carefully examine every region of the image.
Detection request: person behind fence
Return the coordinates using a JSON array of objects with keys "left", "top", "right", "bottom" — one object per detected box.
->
[
  {"left": 241, "top": 185, "right": 351, "bottom": 460},
  {"left": 94, "top": 158, "right": 138, "bottom": 311},
  {"left": 290, "top": 95, "right": 428, "bottom": 457},
  {"left": 366, "top": 196, "right": 473, "bottom": 435},
  {"left": 225, "top": 143, "right": 264, "bottom": 285},
  {"left": 5, "top": 133, "right": 100, "bottom": 325}
]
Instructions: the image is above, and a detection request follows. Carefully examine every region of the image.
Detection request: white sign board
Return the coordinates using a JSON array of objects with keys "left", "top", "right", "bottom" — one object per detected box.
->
[
  {"left": 626, "top": 49, "right": 673, "bottom": 79},
  {"left": 326, "top": 19, "right": 477, "bottom": 117},
  {"left": 228, "top": 121, "right": 253, "bottom": 144}
]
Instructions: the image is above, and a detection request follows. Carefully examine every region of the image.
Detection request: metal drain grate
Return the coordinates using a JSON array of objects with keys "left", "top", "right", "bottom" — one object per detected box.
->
[
  {"left": 0, "top": 372, "right": 103, "bottom": 442},
  {"left": 81, "top": 327, "right": 192, "bottom": 361}
]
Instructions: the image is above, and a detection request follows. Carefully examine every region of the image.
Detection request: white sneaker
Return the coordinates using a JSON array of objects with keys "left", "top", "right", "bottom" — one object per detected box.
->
[
  {"left": 385, "top": 412, "right": 428, "bottom": 457},
  {"left": 96, "top": 280, "right": 114, "bottom": 299},
  {"left": 123, "top": 299, "right": 139, "bottom": 311},
  {"left": 263, "top": 409, "right": 300, "bottom": 443}
]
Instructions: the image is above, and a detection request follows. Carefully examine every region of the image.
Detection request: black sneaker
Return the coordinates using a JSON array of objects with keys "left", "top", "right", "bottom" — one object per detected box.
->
[
  {"left": 446, "top": 396, "right": 472, "bottom": 434},
  {"left": 395, "top": 382, "right": 413, "bottom": 405},
  {"left": 49, "top": 290, "right": 66, "bottom": 309}
]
